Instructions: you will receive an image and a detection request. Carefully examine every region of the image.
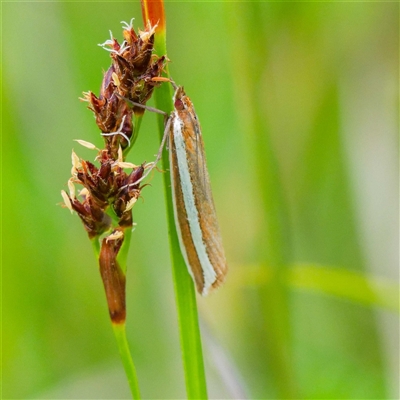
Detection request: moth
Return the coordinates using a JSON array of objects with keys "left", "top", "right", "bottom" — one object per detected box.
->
[
  {"left": 168, "top": 86, "right": 228, "bottom": 296},
  {"left": 123, "top": 84, "right": 228, "bottom": 295}
]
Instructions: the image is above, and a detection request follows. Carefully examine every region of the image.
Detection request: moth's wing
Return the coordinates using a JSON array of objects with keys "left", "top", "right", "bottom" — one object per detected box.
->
[
  {"left": 169, "top": 118, "right": 207, "bottom": 294},
  {"left": 183, "top": 116, "right": 228, "bottom": 292}
]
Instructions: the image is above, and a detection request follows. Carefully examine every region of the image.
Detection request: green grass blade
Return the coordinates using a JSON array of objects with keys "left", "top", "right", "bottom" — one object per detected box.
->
[
  {"left": 289, "top": 264, "right": 400, "bottom": 313},
  {"left": 141, "top": 2, "right": 208, "bottom": 396},
  {"left": 234, "top": 263, "right": 399, "bottom": 313}
]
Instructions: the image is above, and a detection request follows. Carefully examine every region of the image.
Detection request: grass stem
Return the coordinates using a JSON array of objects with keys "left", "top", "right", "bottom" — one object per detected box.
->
[
  {"left": 113, "top": 323, "right": 141, "bottom": 399},
  {"left": 141, "top": 2, "right": 208, "bottom": 397}
]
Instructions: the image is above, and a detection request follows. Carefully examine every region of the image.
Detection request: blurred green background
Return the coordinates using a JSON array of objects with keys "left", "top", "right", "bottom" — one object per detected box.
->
[{"left": 2, "top": 1, "right": 399, "bottom": 399}]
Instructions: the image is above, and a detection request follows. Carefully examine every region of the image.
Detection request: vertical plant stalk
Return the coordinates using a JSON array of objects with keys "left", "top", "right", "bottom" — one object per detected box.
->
[
  {"left": 97, "top": 234, "right": 141, "bottom": 399},
  {"left": 112, "top": 324, "right": 140, "bottom": 398},
  {"left": 141, "top": 1, "right": 208, "bottom": 398}
]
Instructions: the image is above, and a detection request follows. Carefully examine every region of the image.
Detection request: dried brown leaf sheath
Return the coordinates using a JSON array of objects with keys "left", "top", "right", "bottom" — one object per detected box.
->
[{"left": 99, "top": 237, "right": 126, "bottom": 323}]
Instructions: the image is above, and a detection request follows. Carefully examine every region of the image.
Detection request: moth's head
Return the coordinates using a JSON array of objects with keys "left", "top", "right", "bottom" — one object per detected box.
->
[{"left": 173, "top": 86, "right": 192, "bottom": 112}]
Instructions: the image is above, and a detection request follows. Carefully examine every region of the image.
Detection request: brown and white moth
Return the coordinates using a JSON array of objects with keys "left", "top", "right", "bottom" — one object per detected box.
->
[
  {"left": 122, "top": 84, "right": 228, "bottom": 295},
  {"left": 168, "top": 86, "right": 228, "bottom": 296}
]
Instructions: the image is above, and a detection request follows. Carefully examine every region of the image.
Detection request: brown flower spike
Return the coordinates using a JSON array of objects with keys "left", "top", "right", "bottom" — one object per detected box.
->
[{"left": 61, "top": 19, "right": 166, "bottom": 323}]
